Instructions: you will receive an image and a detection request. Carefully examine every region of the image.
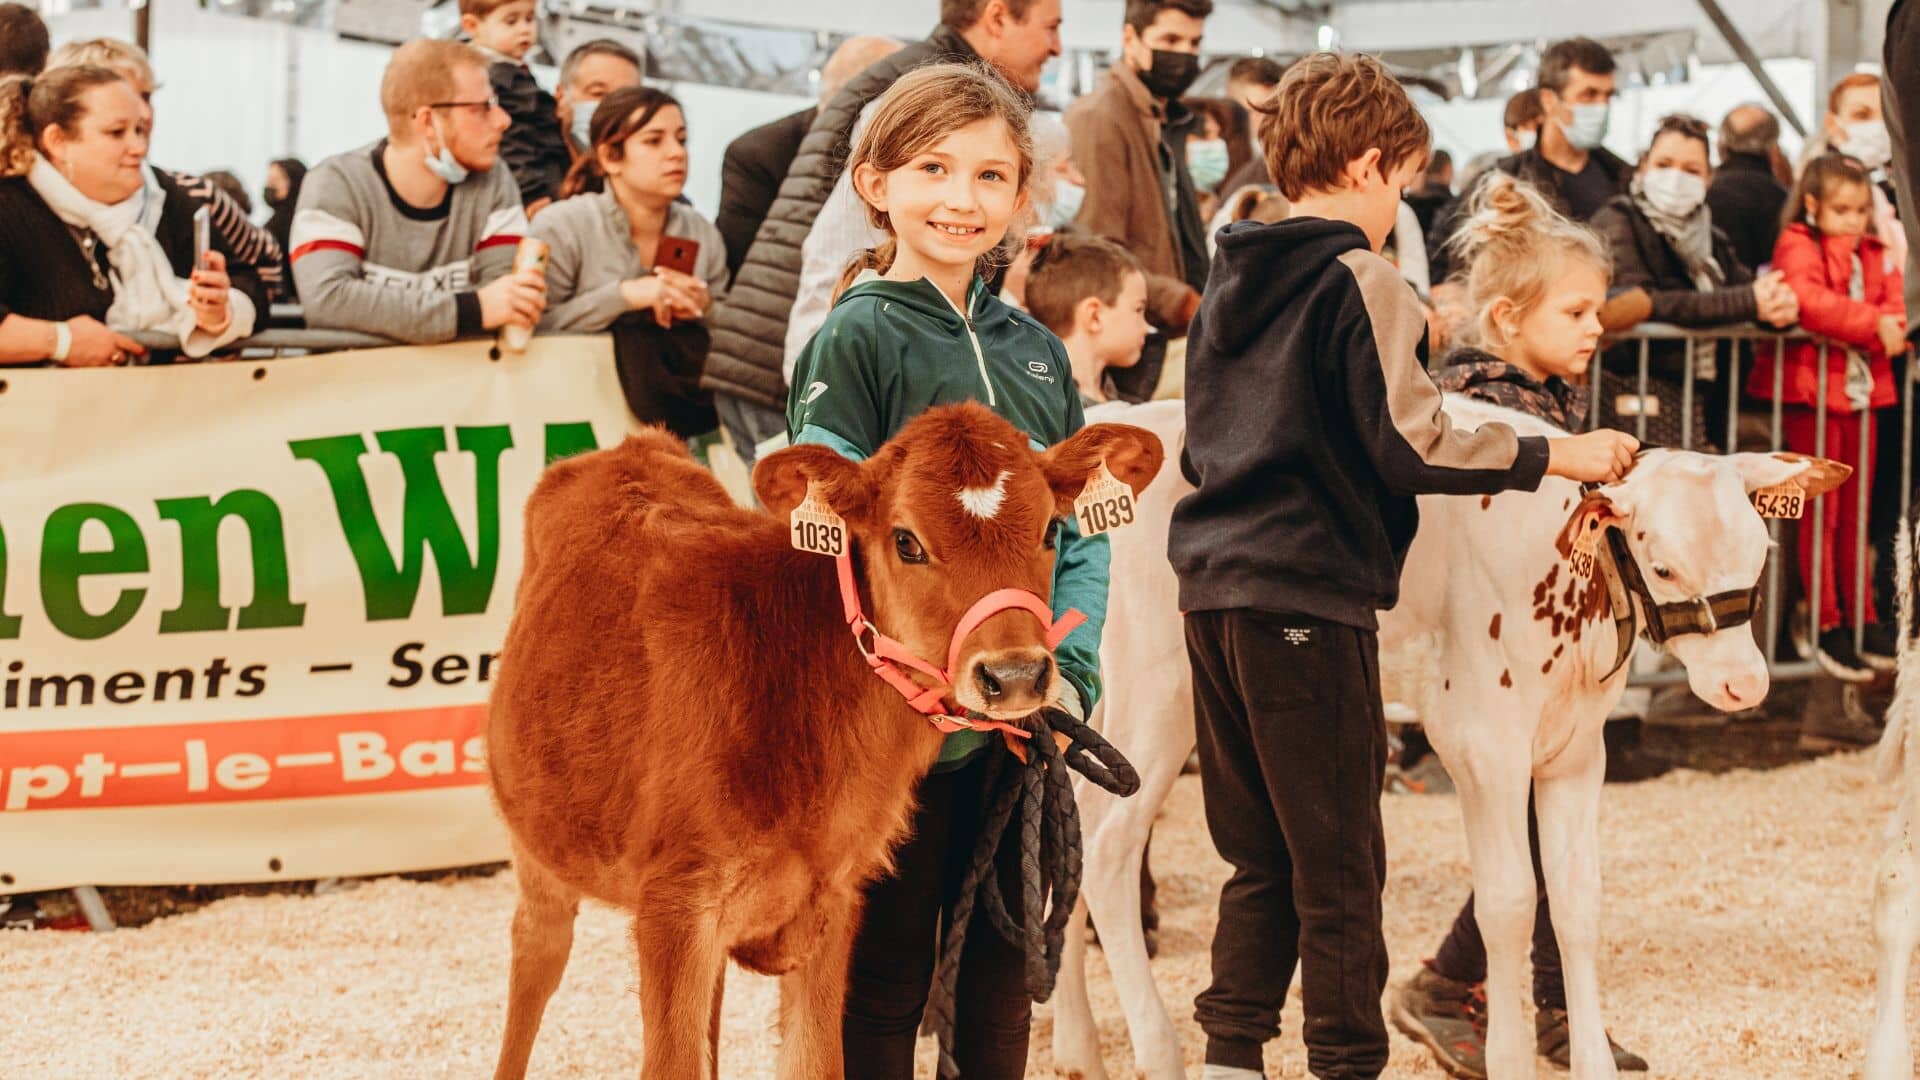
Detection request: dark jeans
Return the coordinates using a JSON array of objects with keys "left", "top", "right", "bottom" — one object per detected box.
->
[
  {"left": 1187, "top": 608, "right": 1390, "bottom": 1079},
  {"left": 715, "top": 392, "right": 788, "bottom": 471},
  {"left": 842, "top": 755, "right": 1030, "bottom": 1079},
  {"left": 1429, "top": 797, "right": 1566, "bottom": 1011}
]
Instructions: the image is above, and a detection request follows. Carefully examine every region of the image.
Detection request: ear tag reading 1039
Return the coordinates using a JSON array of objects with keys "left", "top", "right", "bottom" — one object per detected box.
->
[
  {"left": 1568, "top": 511, "right": 1604, "bottom": 580},
  {"left": 1073, "top": 461, "right": 1137, "bottom": 537},
  {"left": 790, "top": 481, "right": 847, "bottom": 557},
  {"left": 1751, "top": 483, "right": 1805, "bottom": 520}
]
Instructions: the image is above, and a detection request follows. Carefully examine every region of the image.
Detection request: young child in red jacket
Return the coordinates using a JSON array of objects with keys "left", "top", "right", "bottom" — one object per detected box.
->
[{"left": 1749, "top": 153, "right": 1909, "bottom": 679}]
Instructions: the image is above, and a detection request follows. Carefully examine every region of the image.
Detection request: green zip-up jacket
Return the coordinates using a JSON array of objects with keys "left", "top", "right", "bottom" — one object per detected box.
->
[{"left": 787, "top": 273, "right": 1110, "bottom": 769}]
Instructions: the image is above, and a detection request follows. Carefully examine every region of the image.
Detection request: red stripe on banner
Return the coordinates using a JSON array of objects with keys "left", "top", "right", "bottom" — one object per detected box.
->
[
  {"left": 290, "top": 239, "right": 366, "bottom": 262},
  {"left": 475, "top": 234, "right": 523, "bottom": 252},
  {"left": 0, "top": 705, "right": 490, "bottom": 812}
]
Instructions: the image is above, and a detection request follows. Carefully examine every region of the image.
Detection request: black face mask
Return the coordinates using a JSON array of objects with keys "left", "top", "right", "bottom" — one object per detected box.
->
[
  {"left": 264, "top": 189, "right": 286, "bottom": 209},
  {"left": 1136, "top": 48, "right": 1201, "bottom": 101}
]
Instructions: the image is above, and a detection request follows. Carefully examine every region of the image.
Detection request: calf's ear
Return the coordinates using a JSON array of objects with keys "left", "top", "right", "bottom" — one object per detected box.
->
[
  {"left": 1039, "top": 423, "right": 1166, "bottom": 517},
  {"left": 753, "top": 445, "right": 875, "bottom": 522},
  {"left": 1729, "top": 452, "right": 1853, "bottom": 499}
]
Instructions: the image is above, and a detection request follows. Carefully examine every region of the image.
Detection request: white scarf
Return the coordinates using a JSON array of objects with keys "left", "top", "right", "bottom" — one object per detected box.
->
[{"left": 27, "top": 154, "right": 251, "bottom": 356}]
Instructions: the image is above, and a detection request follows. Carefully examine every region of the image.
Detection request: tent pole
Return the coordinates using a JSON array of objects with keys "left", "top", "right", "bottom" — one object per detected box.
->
[{"left": 1695, "top": 0, "right": 1808, "bottom": 136}]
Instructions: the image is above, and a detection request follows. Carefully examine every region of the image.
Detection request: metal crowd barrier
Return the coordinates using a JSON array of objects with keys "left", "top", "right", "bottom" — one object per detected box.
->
[{"left": 1600, "top": 323, "right": 1914, "bottom": 688}]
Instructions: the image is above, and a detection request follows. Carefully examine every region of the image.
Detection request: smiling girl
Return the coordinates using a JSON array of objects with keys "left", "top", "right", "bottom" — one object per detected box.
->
[{"left": 784, "top": 62, "right": 1107, "bottom": 1079}]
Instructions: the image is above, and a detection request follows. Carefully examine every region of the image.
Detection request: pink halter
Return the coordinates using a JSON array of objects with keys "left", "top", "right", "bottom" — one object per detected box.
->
[{"left": 836, "top": 551, "right": 1086, "bottom": 740}]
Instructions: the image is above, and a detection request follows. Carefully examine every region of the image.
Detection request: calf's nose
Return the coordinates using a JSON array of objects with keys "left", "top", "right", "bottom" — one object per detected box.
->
[
  {"left": 974, "top": 656, "right": 1051, "bottom": 704},
  {"left": 1720, "top": 670, "right": 1769, "bottom": 708}
]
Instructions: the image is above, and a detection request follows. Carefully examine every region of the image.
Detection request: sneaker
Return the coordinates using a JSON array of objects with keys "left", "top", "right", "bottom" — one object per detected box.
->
[
  {"left": 1817, "top": 628, "right": 1876, "bottom": 683},
  {"left": 1862, "top": 622, "right": 1899, "bottom": 671},
  {"left": 1799, "top": 679, "right": 1885, "bottom": 751},
  {"left": 1390, "top": 966, "right": 1488, "bottom": 1079},
  {"left": 1534, "top": 1007, "right": 1648, "bottom": 1072}
]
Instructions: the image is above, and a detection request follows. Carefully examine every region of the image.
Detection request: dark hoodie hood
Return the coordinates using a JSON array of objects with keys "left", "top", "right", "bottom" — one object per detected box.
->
[{"left": 1203, "top": 216, "right": 1371, "bottom": 355}]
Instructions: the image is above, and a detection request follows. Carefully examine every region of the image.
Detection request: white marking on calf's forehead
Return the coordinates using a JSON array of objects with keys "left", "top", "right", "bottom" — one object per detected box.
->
[
  {"left": 1628, "top": 454, "right": 1772, "bottom": 588},
  {"left": 957, "top": 470, "right": 1012, "bottom": 520}
]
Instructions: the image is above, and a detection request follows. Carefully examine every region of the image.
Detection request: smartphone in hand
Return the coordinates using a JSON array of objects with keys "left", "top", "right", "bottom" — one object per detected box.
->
[
  {"left": 655, "top": 235, "right": 700, "bottom": 277},
  {"left": 192, "top": 204, "right": 212, "bottom": 269}
]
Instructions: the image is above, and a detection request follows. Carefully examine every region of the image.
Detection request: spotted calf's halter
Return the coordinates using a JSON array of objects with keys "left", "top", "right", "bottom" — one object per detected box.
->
[
  {"left": 1571, "top": 481, "right": 1764, "bottom": 680},
  {"left": 835, "top": 548, "right": 1086, "bottom": 742}
]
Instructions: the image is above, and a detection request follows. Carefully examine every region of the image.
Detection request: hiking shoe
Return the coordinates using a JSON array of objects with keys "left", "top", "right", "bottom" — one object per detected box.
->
[
  {"left": 1863, "top": 622, "right": 1900, "bottom": 671},
  {"left": 1535, "top": 1007, "right": 1648, "bottom": 1072},
  {"left": 1817, "top": 628, "right": 1876, "bottom": 683},
  {"left": 1390, "top": 966, "right": 1487, "bottom": 1079}
]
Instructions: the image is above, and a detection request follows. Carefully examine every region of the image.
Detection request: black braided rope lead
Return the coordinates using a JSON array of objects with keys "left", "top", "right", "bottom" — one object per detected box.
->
[{"left": 923, "top": 706, "right": 1140, "bottom": 1078}]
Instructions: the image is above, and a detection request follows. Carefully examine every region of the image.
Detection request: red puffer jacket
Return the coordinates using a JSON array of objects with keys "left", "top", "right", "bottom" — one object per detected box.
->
[{"left": 1748, "top": 222, "right": 1906, "bottom": 411}]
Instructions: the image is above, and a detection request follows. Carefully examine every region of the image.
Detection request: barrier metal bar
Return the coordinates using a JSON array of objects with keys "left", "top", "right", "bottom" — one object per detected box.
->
[
  {"left": 1812, "top": 344, "right": 1829, "bottom": 669},
  {"left": 1767, "top": 337, "right": 1787, "bottom": 668}
]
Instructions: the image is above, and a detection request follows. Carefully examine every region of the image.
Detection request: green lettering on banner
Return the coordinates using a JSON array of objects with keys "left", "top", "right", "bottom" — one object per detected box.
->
[
  {"left": 155, "top": 490, "right": 307, "bottom": 633},
  {"left": 40, "top": 503, "right": 149, "bottom": 640},
  {"left": 0, "top": 521, "right": 21, "bottom": 639},
  {"left": 543, "top": 422, "right": 600, "bottom": 464},
  {"left": 290, "top": 426, "right": 514, "bottom": 620}
]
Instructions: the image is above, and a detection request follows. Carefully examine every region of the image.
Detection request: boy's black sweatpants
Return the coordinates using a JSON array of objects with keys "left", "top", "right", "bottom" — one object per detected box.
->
[
  {"left": 1187, "top": 608, "right": 1390, "bottom": 1079},
  {"left": 1430, "top": 797, "right": 1566, "bottom": 1010}
]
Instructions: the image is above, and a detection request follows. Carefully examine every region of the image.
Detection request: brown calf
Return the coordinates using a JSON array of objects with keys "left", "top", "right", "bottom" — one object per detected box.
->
[{"left": 486, "top": 403, "right": 1163, "bottom": 1079}]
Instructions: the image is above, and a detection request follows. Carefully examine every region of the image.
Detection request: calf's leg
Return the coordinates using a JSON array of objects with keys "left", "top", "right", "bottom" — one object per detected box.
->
[
  {"left": 1050, "top": 897, "right": 1109, "bottom": 1080},
  {"left": 1079, "top": 735, "right": 1189, "bottom": 1080},
  {"left": 1451, "top": 748, "right": 1536, "bottom": 1080},
  {"left": 776, "top": 894, "right": 860, "bottom": 1080},
  {"left": 1534, "top": 752, "right": 1616, "bottom": 1080},
  {"left": 633, "top": 902, "right": 724, "bottom": 1080},
  {"left": 493, "top": 848, "right": 582, "bottom": 1080},
  {"left": 1867, "top": 787, "right": 1920, "bottom": 1080}
]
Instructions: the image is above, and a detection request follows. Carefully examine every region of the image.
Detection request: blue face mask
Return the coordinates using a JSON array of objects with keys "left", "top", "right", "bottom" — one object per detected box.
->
[
  {"left": 570, "top": 99, "right": 598, "bottom": 151},
  {"left": 425, "top": 117, "right": 470, "bottom": 185},
  {"left": 1188, "top": 138, "right": 1230, "bottom": 191},
  {"left": 1048, "top": 179, "right": 1085, "bottom": 228},
  {"left": 1562, "top": 102, "right": 1611, "bottom": 151}
]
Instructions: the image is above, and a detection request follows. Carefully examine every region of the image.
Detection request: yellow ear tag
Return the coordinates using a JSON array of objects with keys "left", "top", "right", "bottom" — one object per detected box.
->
[
  {"left": 790, "top": 481, "right": 848, "bottom": 557},
  {"left": 1568, "top": 511, "right": 1604, "bottom": 579},
  {"left": 1751, "top": 484, "right": 1805, "bottom": 520},
  {"left": 1072, "top": 462, "right": 1137, "bottom": 537}
]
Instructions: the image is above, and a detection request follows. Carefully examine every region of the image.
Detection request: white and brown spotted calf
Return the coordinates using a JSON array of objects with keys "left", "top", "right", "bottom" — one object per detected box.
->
[{"left": 1051, "top": 395, "right": 1846, "bottom": 1080}]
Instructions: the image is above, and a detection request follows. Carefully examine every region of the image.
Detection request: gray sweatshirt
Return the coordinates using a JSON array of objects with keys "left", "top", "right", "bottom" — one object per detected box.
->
[
  {"left": 290, "top": 139, "right": 528, "bottom": 343},
  {"left": 531, "top": 190, "right": 729, "bottom": 333}
]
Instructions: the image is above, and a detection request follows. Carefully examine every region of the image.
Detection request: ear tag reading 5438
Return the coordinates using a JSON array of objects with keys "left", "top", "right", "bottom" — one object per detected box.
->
[
  {"left": 790, "top": 481, "right": 847, "bottom": 557},
  {"left": 1751, "top": 483, "right": 1805, "bottom": 520},
  {"left": 1073, "top": 461, "right": 1137, "bottom": 537}
]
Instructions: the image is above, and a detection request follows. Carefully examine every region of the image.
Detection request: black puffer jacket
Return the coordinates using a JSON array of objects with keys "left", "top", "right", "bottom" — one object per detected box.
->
[{"left": 700, "top": 23, "right": 978, "bottom": 409}]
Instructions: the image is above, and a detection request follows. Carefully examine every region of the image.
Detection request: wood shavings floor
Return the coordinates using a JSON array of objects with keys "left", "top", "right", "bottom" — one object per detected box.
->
[{"left": 1, "top": 751, "right": 1902, "bottom": 1078}]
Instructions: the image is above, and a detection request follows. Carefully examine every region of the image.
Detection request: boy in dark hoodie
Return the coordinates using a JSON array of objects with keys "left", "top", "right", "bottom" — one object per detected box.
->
[
  {"left": 1168, "top": 53, "right": 1640, "bottom": 1080},
  {"left": 462, "top": 0, "right": 571, "bottom": 212}
]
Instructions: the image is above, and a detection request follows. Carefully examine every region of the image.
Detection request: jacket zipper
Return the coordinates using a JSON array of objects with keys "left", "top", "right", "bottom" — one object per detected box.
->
[{"left": 937, "top": 284, "right": 996, "bottom": 407}]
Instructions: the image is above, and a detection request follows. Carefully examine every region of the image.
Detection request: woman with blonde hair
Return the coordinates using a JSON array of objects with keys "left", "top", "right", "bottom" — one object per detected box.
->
[{"left": 0, "top": 66, "right": 253, "bottom": 365}]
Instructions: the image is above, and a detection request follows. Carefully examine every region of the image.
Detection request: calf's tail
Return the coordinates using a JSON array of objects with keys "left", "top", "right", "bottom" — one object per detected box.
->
[{"left": 1876, "top": 508, "right": 1920, "bottom": 784}]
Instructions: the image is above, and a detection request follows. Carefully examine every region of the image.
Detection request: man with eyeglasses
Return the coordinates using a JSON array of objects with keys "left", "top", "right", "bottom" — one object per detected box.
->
[{"left": 293, "top": 39, "right": 545, "bottom": 343}]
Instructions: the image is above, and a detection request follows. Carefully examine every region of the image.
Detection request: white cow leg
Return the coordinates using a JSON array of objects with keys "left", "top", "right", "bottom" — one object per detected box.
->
[
  {"left": 1052, "top": 896, "right": 1110, "bottom": 1080},
  {"left": 1455, "top": 761, "right": 1538, "bottom": 1080},
  {"left": 1080, "top": 751, "right": 1189, "bottom": 1080},
  {"left": 1866, "top": 789, "right": 1920, "bottom": 1080},
  {"left": 1535, "top": 756, "right": 1617, "bottom": 1080}
]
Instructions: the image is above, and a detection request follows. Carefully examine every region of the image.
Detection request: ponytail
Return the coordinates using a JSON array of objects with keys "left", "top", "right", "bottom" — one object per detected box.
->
[
  {"left": 0, "top": 75, "right": 31, "bottom": 178},
  {"left": 831, "top": 240, "right": 897, "bottom": 305},
  {"left": 559, "top": 150, "right": 603, "bottom": 199}
]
